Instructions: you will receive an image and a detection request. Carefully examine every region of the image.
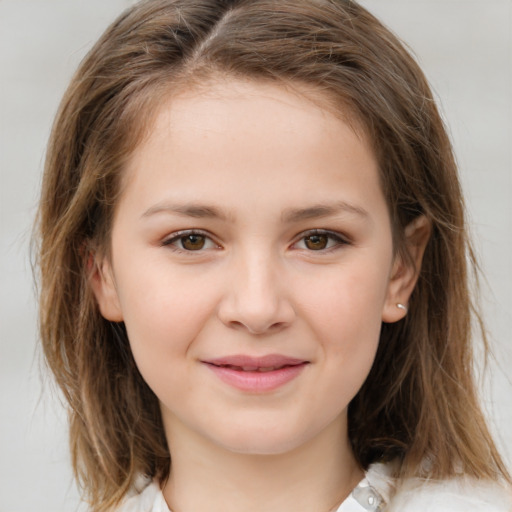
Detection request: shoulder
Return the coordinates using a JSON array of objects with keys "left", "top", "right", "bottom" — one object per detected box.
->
[
  {"left": 364, "top": 463, "right": 512, "bottom": 512},
  {"left": 114, "top": 480, "right": 170, "bottom": 512},
  {"left": 388, "top": 475, "right": 512, "bottom": 512}
]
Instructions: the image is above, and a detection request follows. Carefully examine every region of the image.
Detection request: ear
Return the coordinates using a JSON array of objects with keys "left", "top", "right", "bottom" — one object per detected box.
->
[
  {"left": 382, "top": 215, "right": 431, "bottom": 323},
  {"left": 89, "top": 254, "right": 124, "bottom": 322}
]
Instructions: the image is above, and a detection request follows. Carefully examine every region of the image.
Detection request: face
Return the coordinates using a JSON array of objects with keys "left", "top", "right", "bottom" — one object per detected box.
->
[{"left": 93, "top": 79, "right": 418, "bottom": 456}]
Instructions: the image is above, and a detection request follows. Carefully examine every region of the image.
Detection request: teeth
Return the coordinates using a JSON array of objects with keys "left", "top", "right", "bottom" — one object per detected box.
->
[
  {"left": 243, "top": 366, "right": 282, "bottom": 372},
  {"left": 218, "top": 364, "right": 289, "bottom": 372}
]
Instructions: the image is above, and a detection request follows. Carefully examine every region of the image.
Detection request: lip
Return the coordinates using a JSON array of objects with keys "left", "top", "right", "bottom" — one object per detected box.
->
[{"left": 202, "top": 354, "right": 309, "bottom": 393}]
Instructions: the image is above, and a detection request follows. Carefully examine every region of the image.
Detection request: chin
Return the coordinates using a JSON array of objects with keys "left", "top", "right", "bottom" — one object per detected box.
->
[{"left": 209, "top": 424, "right": 314, "bottom": 456}]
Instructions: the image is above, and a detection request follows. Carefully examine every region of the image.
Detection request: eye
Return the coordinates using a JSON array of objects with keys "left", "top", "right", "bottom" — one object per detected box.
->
[
  {"left": 162, "top": 230, "right": 218, "bottom": 252},
  {"left": 294, "top": 230, "right": 348, "bottom": 251}
]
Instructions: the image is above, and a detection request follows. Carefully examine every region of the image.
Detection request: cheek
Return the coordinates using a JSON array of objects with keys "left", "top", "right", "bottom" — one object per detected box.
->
[
  {"left": 113, "top": 256, "right": 220, "bottom": 374},
  {"left": 297, "top": 255, "right": 390, "bottom": 333},
  {"left": 294, "top": 257, "right": 390, "bottom": 390}
]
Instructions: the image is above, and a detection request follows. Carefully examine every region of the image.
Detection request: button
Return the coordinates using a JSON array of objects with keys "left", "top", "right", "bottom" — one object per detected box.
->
[{"left": 352, "top": 484, "right": 383, "bottom": 511}]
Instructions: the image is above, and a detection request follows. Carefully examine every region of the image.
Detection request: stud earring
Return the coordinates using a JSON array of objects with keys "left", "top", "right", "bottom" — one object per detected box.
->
[{"left": 396, "top": 303, "right": 408, "bottom": 313}]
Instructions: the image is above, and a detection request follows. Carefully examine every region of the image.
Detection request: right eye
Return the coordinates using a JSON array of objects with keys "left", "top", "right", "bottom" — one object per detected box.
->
[{"left": 162, "top": 231, "right": 219, "bottom": 252}]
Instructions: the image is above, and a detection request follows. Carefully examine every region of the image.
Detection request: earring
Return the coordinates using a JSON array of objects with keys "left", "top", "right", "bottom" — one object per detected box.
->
[{"left": 396, "top": 303, "right": 408, "bottom": 313}]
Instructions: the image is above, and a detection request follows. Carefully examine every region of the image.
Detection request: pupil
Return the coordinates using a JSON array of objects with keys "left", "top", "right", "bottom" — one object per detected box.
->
[
  {"left": 182, "top": 235, "right": 205, "bottom": 250},
  {"left": 305, "top": 234, "right": 328, "bottom": 250}
]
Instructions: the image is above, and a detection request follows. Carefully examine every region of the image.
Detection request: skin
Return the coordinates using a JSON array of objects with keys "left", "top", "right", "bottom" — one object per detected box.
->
[{"left": 92, "top": 79, "right": 429, "bottom": 512}]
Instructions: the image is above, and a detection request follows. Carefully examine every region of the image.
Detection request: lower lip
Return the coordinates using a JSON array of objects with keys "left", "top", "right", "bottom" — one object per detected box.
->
[{"left": 204, "top": 363, "right": 307, "bottom": 392}]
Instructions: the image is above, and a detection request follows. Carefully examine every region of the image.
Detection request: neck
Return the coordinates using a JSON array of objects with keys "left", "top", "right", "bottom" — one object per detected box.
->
[{"left": 161, "top": 418, "right": 363, "bottom": 512}]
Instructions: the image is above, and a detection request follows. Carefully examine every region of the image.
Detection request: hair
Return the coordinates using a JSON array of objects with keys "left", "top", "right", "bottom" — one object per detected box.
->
[{"left": 35, "top": 0, "right": 510, "bottom": 510}]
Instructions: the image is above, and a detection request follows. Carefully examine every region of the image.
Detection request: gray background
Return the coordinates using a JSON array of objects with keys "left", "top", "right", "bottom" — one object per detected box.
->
[{"left": 0, "top": 1, "right": 510, "bottom": 510}]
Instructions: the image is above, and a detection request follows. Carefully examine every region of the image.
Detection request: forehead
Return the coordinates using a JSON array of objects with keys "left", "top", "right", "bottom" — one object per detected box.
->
[
  {"left": 127, "top": 79, "right": 372, "bottom": 169},
  {"left": 119, "top": 78, "right": 385, "bottom": 223}
]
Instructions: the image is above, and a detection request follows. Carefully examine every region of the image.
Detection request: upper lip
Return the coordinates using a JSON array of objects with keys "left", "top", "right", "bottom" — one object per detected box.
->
[{"left": 203, "top": 354, "right": 309, "bottom": 370}]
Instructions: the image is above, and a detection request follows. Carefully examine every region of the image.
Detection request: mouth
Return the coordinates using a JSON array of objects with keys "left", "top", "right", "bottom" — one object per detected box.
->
[
  {"left": 207, "top": 363, "right": 304, "bottom": 372},
  {"left": 202, "top": 355, "right": 309, "bottom": 392}
]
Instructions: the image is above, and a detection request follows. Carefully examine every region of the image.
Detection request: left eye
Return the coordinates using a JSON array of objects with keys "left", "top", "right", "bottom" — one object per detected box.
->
[
  {"left": 294, "top": 231, "right": 347, "bottom": 251},
  {"left": 163, "top": 232, "right": 218, "bottom": 251}
]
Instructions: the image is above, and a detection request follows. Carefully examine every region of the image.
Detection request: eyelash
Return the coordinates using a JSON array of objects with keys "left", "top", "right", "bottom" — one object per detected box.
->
[
  {"left": 294, "top": 229, "right": 350, "bottom": 252},
  {"left": 161, "top": 229, "right": 350, "bottom": 253},
  {"left": 161, "top": 229, "right": 219, "bottom": 252}
]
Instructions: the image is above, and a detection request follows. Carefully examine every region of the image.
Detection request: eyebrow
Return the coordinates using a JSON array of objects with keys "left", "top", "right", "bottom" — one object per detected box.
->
[
  {"left": 141, "top": 200, "right": 369, "bottom": 222},
  {"left": 281, "top": 201, "right": 370, "bottom": 223},
  {"left": 141, "top": 202, "right": 230, "bottom": 220}
]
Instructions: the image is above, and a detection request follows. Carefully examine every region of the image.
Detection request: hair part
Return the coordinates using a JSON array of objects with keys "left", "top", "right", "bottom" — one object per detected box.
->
[{"left": 35, "top": 0, "right": 510, "bottom": 509}]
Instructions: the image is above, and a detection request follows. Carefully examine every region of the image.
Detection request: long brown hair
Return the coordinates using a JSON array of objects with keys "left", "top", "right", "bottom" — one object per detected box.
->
[{"left": 35, "top": 0, "right": 509, "bottom": 509}]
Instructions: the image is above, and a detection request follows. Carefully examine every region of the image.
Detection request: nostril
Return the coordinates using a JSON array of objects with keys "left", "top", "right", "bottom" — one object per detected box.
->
[
  {"left": 226, "top": 319, "right": 286, "bottom": 335},
  {"left": 217, "top": 294, "right": 296, "bottom": 334},
  {"left": 228, "top": 320, "right": 245, "bottom": 330}
]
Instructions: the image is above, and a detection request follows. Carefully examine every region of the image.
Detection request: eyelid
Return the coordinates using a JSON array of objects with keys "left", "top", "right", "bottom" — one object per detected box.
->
[
  {"left": 292, "top": 229, "right": 351, "bottom": 251},
  {"left": 161, "top": 229, "right": 220, "bottom": 250},
  {"left": 160, "top": 228, "right": 349, "bottom": 252}
]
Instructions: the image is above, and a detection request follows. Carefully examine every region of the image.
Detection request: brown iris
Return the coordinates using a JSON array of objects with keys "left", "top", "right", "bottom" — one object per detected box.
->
[
  {"left": 181, "top": 234, "right": 206, "bottom": 250},
  {"left": 304, "top": 234, "right": 329, "bottom": 250}
]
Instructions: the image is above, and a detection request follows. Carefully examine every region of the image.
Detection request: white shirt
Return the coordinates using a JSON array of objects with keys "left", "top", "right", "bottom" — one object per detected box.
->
[{"left": 117, "top": 463, "right": 512, "bottom": 512}]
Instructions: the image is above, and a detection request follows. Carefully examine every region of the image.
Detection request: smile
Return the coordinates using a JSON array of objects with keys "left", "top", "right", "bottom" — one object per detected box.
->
[
  {"left": 202, "top": 355, "right": 309, "bottom": 393},
  {"left": 213, "top": 364, "right": 296, "bottom": 372}
]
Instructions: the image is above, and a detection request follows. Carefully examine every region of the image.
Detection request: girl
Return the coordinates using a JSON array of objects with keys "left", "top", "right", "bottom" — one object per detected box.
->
[{"left": 36, "top": 0, "right": 511, "bottom": 511}]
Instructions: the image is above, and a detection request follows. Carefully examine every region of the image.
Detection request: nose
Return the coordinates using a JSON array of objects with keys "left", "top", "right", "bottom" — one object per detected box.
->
[{"left": 217, "top": 250, "right": 296, "bottom": 335}]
